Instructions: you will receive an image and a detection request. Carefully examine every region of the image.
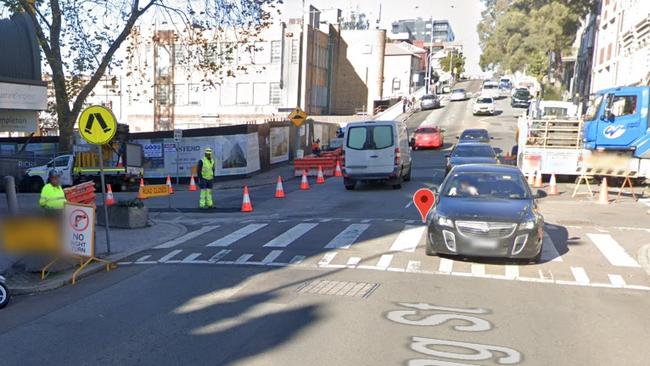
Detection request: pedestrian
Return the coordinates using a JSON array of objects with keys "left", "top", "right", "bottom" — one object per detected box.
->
[
  {"left": 402, "top": 97, "right": 407, "bottom": 113},
  {"left": 39, "top": 170, "right": 66, "bottom": 211},
  {"left": 311, "top": 138, "right": 321, "bottom": 156},
  {"left": 196, "top": 147, "right": 216, "bottom": 209}
]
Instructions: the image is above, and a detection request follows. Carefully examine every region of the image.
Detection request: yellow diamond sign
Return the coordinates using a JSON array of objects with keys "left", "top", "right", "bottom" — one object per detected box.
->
[
  {"left": 288, "top": 107, "right": 308, "bottom": 127},
  {"left": 78, "top": 105, "right": 117, "bottom": 145}
]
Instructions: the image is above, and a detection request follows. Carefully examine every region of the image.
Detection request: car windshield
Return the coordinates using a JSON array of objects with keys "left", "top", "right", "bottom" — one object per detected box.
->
[
  {"left": 477, "top": 98, "right": 493, "bottom": 103},
  {"left": 421, "top": 95, "right": 436, "bottom": 100},
  {"left": 514, "top": 90, "right": 530, "bottom": 98},
  {"left": 452, "top": 89, "right": 465, "bottom": 93},
  {"left": 443, "top": 172, "right": 530, "bottom": 199},
  {"left": 483, "top": 84, "right": 498, "bottom": 89},
  {"left": 451, "top": 144, "right": 495, "bottom": 157},
  {"left": 417, "top": 128, "right": 438, "bottom": 134},
  {"left": 460, "top": 130, "right": 489, "bottom": 141}
]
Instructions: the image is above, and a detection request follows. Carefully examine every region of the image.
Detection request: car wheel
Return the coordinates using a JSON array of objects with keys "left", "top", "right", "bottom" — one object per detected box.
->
[
  {"left": 425, "top": 241, "right": 436, "bottom": 256},
  {"left": 392, "top": 176, "right": 403, "bottom": 190},
  {"left": 30, "top": 177, "right": 44, "bottom": 193},
  {"left": 0, "top": 282, "right": 9, "bottom": 309},
  {"left": 344, "top": 178, "right": 356, "bottom": 190},
  {"left": 404, "top": 166, "right": 412, "bottom": 182},
  {"left": 530, "top": 249, "right": 543, "bottom": 264}
]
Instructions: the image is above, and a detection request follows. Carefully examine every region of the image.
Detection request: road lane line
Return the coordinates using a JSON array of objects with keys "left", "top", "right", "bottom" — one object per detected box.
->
[
  {"left": 505, "top": 265, "right": 519, "bottom": 279},
  {"left": 158, "top": 249, "right": 182, "bottom": 263},
  {"left": 587, "top": 233, "right": 641, "bottom": 267},
  {"left": 182, "top": 253, "right": 202, "bottom": 262},
  {"left": 541, "top": 232, "right": 563, "bottom": 262},
  {"left": 136, "top": 255, "right": 151, "bottom": 262},
  {"left": 346, "top": 257, "right": 361, "bottom": 267},
  {"left": 389, "top": 225, "right": 426, "bottom": 252},
  {"left": 438, "top": 258, "right": 453, "bottom": 273},
  {"left": 608, "top": 274, "right": 626, "bottom": 287},
  {"left": 263, "top": 223, "right": 319, "bottom": 247},
  {"left": 318, "top": 252, "right": 337, "bottom": 267},
  {"left": 261, "top": 250, "right": 283, "bottom": 264},
  {"left": 235, "top": 254, "right": 253, "bottom": 264},
  {"left": 406, "top": 260, "right": 421, "bottom": 272},
  {"left": 206, "top": 223, "right": 267, "bottom": 247},
  {"left": 208, "top": 250, "right": 231, "bottom": 263},
  {"left": 570, "top": 266, "right": 590, "bottom": 285},
  {"left": 470, "top": 264, "right": 485, "bottom": 276},
  {"left": 154, "top": 225, "right": 220, "bottom": 249},
  {"left": 324, "top": 224, "right": 370, "bottom": 249}
]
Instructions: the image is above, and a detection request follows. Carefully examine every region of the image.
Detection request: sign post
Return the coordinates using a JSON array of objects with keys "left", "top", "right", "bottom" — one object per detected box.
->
[
  {"left": 174, "top": 129, "right": 182, "bottom": 185},
  {"left": 288, "top": 107, "right": 308, "bottom": 159},
  {"left": 78, "top": 105, "right": 117, "bottom": 254}
]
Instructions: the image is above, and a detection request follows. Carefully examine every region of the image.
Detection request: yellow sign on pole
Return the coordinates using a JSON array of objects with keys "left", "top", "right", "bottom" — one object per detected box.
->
[
  {"left": 139, "top": 184, "right": 171, "bottom": 199},
  {"left": 288, "top": 107, "right": 308, "bottom": 127},
  {"left": 78, "top": 105, "right": 117, "bottom": 145}
]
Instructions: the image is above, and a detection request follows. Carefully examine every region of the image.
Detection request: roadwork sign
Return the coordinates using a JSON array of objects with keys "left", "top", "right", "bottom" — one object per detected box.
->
[
  {"left": 288, "top": 107, "right": 308, "bottom": 127},
  {"left": 78, "top": 105, "right": 117, "bottom": 145},
  {"left": 63, "top": 202, "right": 95, "bottom": 257},
  {"left": 139, "top": 184, "right": 171, "bottom": 199}
]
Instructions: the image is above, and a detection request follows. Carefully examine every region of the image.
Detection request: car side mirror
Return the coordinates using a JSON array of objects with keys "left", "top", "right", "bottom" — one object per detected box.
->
[
  {"left": 455, "top": 136, "right": 459, "bottom": 140},
  {"left": 444, "top": 154, "right": 450, "bottom": 159},
  {"left": 534, "top": 189, "right": 547, "bottom": 199},
  {"left": 490, "top": 136, "right": 494, "bottom": 140}
]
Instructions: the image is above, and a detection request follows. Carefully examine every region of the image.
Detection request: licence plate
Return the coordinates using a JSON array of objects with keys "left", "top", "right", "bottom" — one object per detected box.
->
[{"left": 471, "top": 239, "right": 498, "bottom": 249}]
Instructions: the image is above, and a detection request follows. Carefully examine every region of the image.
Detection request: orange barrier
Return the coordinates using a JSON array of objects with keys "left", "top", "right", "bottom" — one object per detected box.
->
[
  {"left": 64, "top": 181, "right": 96, "bottom": 206},
  {"left": 294, "top": 156, "right": 339, "bottom": 176}
]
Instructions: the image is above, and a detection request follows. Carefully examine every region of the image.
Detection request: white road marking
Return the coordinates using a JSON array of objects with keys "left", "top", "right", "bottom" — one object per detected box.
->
[
  {"left": 324, "top": 224, "right": 370, "bottom": 249},
  {"left": 389, "top": 225, "right": 426, "bottom": 252},
  {"left": 261, "top": 250, "right": 283, "bottom": 264},
  {"left": 608, "top": 274, "right": 626, "bottom": 287},
  {"left": 438, "top": 258, "right": 453, "bottom": 273},
  {"left": 376, "top": 255, "right": 393, "bottom": 270},
  {"left": 206, "top": 223, "right": 267, "bottom": 247},
  {"left": 208, "top": 250, "right": 231, "bottom": 263},
  {"left": 289, "top": 255, "right": 305, "bottom": 265},
  {"left": 346, "top": 257, "right": 361, "bottom": 267},
  {"left": 263, "top": 223, "right": 319, "bottom": 247},
  {"left": 406, "top": 260, "right": 421, "bottom": 273},
  {"left": 136, "top": 255, "right": 151, "bottom": 262},
  {"left": 235, "top": 254, "right": 253, "bottom": 264},
  {"left": 320, "top": 218, "right": 332, "bottom": 223},
  {"left": 318, "top": 252, "right": 337, "bottom": 267},
  {"left": 570, "top": 267, "right": 590, "bottom": 285},
  {"left": 154, "top": 225, "right": 219, "bottom": 249},
  {"left": 182, "top": 253, "right": 202, "bottom": 262},
  {"left": 158, "top": 249, "right": 182, "bottom": 263},
  {"left": 587, "top": 233, "right": 641, "bottom": 268},
  {"left": 404, "top": 201, "right": 413, "bottom": 209},
  {"left": 541, "top": 233, "right": 563, "bottom": 262},
  {"left": 470, "top": 264, "right": 485, "bottom": 276},
  {"left": 505, "top": 265, "right": 519, "bottom": 279},
  {"left": 361, "top": 219, "right": 371, "bottom": 223}
]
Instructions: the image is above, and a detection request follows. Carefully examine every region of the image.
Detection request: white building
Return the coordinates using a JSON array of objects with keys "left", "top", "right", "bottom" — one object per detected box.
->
[
  {"left": 382, "top": 42, "right": 425, "bottom": 98},
  {"left": 591, "top": 0, "right": 650, "bottom": 92}
]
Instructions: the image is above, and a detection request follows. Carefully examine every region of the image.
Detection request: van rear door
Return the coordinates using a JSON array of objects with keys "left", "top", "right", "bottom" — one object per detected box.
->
[{"left": 345, "top": 124, "right": 395, "bottom": 175}]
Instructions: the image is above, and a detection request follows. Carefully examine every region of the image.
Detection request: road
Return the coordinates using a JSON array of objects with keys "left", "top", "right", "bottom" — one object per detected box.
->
[{"left": 2, "top": 79, "right": 650, "bottom": 365}]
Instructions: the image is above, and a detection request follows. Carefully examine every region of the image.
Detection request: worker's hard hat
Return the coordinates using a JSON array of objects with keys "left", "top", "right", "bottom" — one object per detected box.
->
[
  {"left": 204, "top": 147, "right": 212, "bottom": 154},
  {"left": 48, "top": 170, "right": 61, "bottom": 178}
]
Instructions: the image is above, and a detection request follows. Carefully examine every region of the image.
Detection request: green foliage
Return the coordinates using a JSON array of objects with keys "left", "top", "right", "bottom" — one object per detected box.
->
[
  {"left": 477, "top": 0, "right": 594, "bottom": 73},
  {"left": 439, "top": 50, "right": 466, "bottom": 78}
]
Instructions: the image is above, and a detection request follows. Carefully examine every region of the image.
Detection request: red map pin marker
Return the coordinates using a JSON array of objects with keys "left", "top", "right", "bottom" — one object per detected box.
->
[{"left": 413, "top": 188, "right": 436, "bottom": 223}]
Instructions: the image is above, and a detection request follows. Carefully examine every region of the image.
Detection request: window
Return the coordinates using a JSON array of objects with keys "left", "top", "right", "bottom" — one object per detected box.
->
[
  {"left": 346, "top": 126, "right": 394, "bottom": 150},
  {"left": 584, "top": 94, "right": 604, "bottom": 120},
  {"left": 253, "top": 83, "right": 269, "bottom": 105},
  {"left": 188, "top": 84, "right": 202, "bottom": 106},
  {"left": 271, "top": 40, "right": 282, "bottom": 63},
  {"left": 53, "top": 156, "right": 69, "bottom": 167},
  {"left": 174, "top": 84, "right": 187, "bottom": 106},
  {"left": 174, "top": 44, "right": 186, "bottom": 63},
  {"left": 392, "top": 78, "right": 401, "bottom": 92},
  {"left": 269, "top": 83, "right": 281, "bottom": 105},
  {"left": 609, "top": 95, "right": 637, "bottom": 117},
  {"left": 236, "top": 83, "right": 252, "bottom": 105},
  {"left": 238, "top": 45, "right": 253, "bottom": 65},
  {"left": 254, "top": 42, "right": 270, "bottom": 64},
  {"left": 291, "top": 39, "right": 299, "bottom": 63}
]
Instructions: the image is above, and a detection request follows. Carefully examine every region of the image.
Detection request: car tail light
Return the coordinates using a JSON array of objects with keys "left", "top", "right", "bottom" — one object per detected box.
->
[{"left": 394, "top": 147, "right": 401, "bottom": 166}]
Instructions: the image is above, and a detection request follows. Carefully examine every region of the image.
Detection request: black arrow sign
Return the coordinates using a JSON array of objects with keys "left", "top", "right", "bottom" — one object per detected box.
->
[{"left": 84, "top": 113, "right": 112, "bottom": 134}]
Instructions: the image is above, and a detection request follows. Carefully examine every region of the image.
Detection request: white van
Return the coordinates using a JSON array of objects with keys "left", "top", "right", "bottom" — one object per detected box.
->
[
  {"left": 343, "top": 120, "right": 412, "bottom": 190},
  {"left": 481, "top": 80, "right": 500, "bottom": 99}
]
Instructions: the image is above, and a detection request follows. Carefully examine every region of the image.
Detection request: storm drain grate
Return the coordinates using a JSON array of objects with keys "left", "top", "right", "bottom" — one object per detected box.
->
[{"left": 296, "top": 280, "right": 379, "bottom": 299}]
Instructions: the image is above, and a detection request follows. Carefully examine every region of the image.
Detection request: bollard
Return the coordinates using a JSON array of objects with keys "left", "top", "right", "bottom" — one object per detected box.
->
[{"left": 3, "top": 176, "right": 19, "bottom": 215}]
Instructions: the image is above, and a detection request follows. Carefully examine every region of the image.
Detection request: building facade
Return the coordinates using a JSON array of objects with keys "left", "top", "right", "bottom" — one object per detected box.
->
[
  {"left": 390, "top": 19, "right": 455, "bottom": 45},
  {"left": 383, "top": 42, "right": 425, "bottom": 98}
]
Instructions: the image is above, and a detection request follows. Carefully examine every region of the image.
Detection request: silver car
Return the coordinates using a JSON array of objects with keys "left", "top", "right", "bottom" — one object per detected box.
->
[
  {"left": 450, "top": 88, "right": 468, "bottom": 101},
  {"left": 420, "top": 94, "right": 441, "bottom": 110}
]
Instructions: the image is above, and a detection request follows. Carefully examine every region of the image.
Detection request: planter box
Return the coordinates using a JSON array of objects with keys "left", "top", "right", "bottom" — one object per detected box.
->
[{"left": 97, "top": 206, "right": 149, "bottom": 229}]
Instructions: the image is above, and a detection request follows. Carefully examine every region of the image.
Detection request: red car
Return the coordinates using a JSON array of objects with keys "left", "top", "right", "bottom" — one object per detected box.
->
[{"left": 411, "top": 127, "right": 445, "bottom": 149}]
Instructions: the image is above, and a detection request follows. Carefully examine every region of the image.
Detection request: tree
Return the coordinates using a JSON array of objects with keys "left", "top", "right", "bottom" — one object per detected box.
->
[
  {"left": 439, "top": 50, "right": 466, "bottom": 79},
  {"left": 1, "top": 0, "right": 280, "bottom": 153}
]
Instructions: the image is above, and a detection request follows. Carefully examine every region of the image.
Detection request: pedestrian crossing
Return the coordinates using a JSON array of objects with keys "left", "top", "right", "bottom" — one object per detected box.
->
[{"left": 119, "top": 219, "right": 650, "bottom": 292}]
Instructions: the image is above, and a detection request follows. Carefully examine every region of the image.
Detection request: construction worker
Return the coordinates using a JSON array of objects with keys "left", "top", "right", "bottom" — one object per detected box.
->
[
  {"left": 311, "top": 138, "right": 321, "bottom": 155},
  {"left": 197, "top": 147, "right": 216, "bottom": 209},
  {"left": 39, "top": 170, "right": 66, "bottom": 211}
]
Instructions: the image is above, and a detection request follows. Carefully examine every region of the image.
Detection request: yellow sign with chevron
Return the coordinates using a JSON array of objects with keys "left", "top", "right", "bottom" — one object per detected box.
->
[
  {"left": 78, "top": 105, "right": 117, "bottom": 145},
  {"left": 288, "top": 107, "right": 308, "bottom": 127}
]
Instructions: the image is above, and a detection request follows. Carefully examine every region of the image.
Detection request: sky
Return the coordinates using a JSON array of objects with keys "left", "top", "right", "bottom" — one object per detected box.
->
[{"left": 283, "top": 0, "right": 485, "bottom": 74}]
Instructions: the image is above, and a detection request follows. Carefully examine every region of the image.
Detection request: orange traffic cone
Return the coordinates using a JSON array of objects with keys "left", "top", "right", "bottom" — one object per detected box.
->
[
  {"left": 275, "top": 176, "right": 285, "bottom": 198},
  {"left": 140, "top": 177, "right": 145, "bottom": 187},
  {"left": 189, "top": 175, "right": 197, "bottom": 191},
  {"left": 166, "top": 175, "right": 174, "bottom": 194},
  {"left": 534, "top": 170, "right": 543, "bottom": 188},
  {"left": 105, "top": 184, "right": 116, "bottom": 206},
  {"left": 334, "top": 161, "right": 343, "bottom": 177},
  {"left": 316, "top": 166, "right": 325, "bottom": 184},
  {"left": 300, "top": 170, "right": 310, "bottom": 190},
  {"left": 241, "top": 186, "right": 253, "bottom": 212},
  {"left": 527, "top": 171, "right": 535, "bottom": 186},
  {"left": 547, "top": 174, "right": 559, "bottom": 195},
  {"left": 598, "top": 177, "right": 609, "bottom": 204},
  {"left": 116, "top": 155, "right": 124, "bottom": 168}
]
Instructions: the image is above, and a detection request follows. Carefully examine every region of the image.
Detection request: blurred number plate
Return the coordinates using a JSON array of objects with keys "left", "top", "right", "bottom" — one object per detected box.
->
[
  {"left": 1, "top": 217, "right": 61, "bottom": 254},
  {"left": 472, "top": 239, "right": 498, "bottom": 249},
  {"left": 139, "top": 184, "right": 170, "bottom": 198}
]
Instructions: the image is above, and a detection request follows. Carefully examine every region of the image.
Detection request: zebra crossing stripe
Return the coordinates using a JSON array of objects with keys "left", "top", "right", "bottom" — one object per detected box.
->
[
  {"left": 608, "top": 274, "right": 626, "bottom": 287},
  {"left": 182, "top": 253, "right": 202, "bottom": 262},
  {"left": 324, "top": 224, "right": 370, "bottom": 249},
  {"left": 263, "top": 223, "right": 319, "bottom": 248},
  {"left": 136, "top": 255, "right": 151, "bottom": 262},
  {"left": 208, "top": 250, "right": 231, "bottom": 263},
  {"left": 318, "top": 252, "right": 337, "bottom": 267},
  {"left": 438, "top": 258, "right": 453, "bottom": 274},
  {"left": 389, "top": 225, "right": 426, "bottom": 253},
  {"left": 206, "top": 224, "right": 267, "bottom": 247},
  {"left": 235, "top": 254, "right": 253, "bottom": 264},
  {"left": 570, "top": 267, "right": 590, "bottom": 285},
  {"left": 158, "top": 249, "right": 182, "bottom": 263},
  {"left": 406, "top": 260, "right": 421, "bottom": 273},
  {"left": 346, "top": 257, "right": 361, "bottom": 267},
  {"left": 155, "top": 226, "right": 219, "bottom": 249},
  {"left": 261, "top": 250, "right": 283, "bottom": 264},
  {"left": 586, "top": 233, "right": 641, "bottom": 268},
  {"left": 505, "top": 265, "right": 519, "bottom": 279},
  {"left": 289, "top": 255, "right": 305, "bottom": 265}
]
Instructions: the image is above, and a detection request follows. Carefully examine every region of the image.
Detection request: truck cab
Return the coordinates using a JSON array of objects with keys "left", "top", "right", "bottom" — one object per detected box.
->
[
  {"left": 583, "top": 86, "right": 650, "bottom": 158},
  {"left": 24, "top": 155, "right": 74, "bottom": 191}
]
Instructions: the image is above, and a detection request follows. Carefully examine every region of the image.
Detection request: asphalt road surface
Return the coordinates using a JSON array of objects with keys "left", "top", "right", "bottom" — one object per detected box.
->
[{"left": 2, "top": 80, "right": 650, "bottom": 365}]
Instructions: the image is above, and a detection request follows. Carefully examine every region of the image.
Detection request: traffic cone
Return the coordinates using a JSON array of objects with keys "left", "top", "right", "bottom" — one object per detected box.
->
[
  {"left": 598, "top": 177, "right": 609, "bottom": 204},
  {"left": 140, "top": 177, "right": 145, "bottom": 187},
  {"left": 275, "top": 176, "right": 285, "bottom": 198},
  {"left": 547, "top": 174, "right": 559, "bottom": 195},
  {"left": 189, "top": 175, "right": 197, "bottom": 191},
  {"left": 166, "top": 175, "right": 174, "bottom": 194},
  {"left": 116, "top": 155, "right": 124, "bottom": 168},
  {"left": 137, "top": 185, "right": 146, "bottom": 200},
  {"left": 241, "top": 186, "right": 253, "bottom": 212},
  {"left": 527, "top": 171, "right": 535, "bottom": 186},
  {"left": 334, "top": 161, "right": 343, "bottom": 177},
  {"left": 316, "top": 166, "right": 325, "bottom": 184},
  {"left": 105, "top": 184, "right": 116, "bottom": 206},
  {"left": 534, "top": 170, "right": 543, "bottom": 188},
  {"left": 300, "top": 170, "right": 310, "bottom": 190}
]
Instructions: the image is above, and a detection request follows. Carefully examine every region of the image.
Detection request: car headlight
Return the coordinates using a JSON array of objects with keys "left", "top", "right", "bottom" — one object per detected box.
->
[
  {"left": 518, "top": 220, "right": 536, "bottom": 230},
  {"left": 437, "top": 215, "right": 454, "bottom": 228}
]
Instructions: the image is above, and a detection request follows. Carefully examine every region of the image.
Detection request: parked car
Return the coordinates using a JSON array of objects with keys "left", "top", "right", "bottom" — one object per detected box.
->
[
  {"left": 511, "top": 88, "right": 532, "bottom": 108},
  {"left": 445, "top": 142, "right": 499, "bottom": 175},
  {"left": 411, "top": 126, "right": 445, "bottom": 150},
  {"left": 472, "top": 97, "right": 496, "bottom": 115},
  {"left": 420, "top": 94, "right": 441, "bottom": 110},
  {"left": 426, "top": 164, "right": 544, "bottom": 262},
  {"left": 450, "top": 88, "right": 468, "bottom": 101},
  {"left": 457, "top": 128, "right": 492, "bottom": 143},
  {"left": 343, "top": 120, "right": 412, "bottom": 190},
  {"left": 0, "top": 275, "right": 8, "bottom": 309}
]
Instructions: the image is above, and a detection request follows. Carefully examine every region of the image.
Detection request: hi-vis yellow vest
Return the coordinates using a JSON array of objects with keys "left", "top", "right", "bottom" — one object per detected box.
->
[
  {"left": 201, "top": 157, "right": 215, "bottom": 180},
  {"left": 39, "top": 183, "right": 66, "bottom": 209}
]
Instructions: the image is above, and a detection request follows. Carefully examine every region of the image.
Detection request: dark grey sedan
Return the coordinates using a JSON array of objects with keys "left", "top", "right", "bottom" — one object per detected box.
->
[
  {"left": 445, "top": 143, "right": 498, "bottom": 175},
  {"left": 426, "top": 164, "right": 544, "bottom": 262}
]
